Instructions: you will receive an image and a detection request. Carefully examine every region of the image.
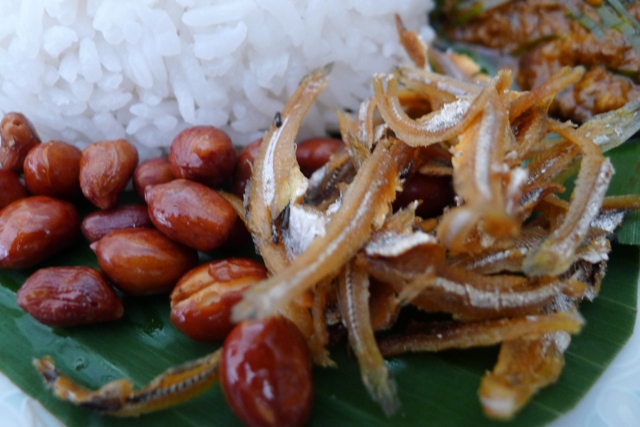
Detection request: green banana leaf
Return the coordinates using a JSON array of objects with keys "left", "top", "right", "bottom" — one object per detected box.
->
[{"left": 0, "top": 140, "right": 639, "bottom": 427}]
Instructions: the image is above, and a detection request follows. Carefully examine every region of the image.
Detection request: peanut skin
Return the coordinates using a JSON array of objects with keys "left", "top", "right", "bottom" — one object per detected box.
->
[
  {"left": 81, "top": 204, "right": 153, "bottom": 243},
  {"left": 23, "top": 140, "right": 83, "bottom": 200},
  {"left": 133, "top": 157, "right": 175, "bottom": 199},
  {"left": 170, "top": 259, "right": 268, "bottom": 342},
  {"left": 393, "top": 173, "right": 454, "bottom": 218},
  {"left": 0, "top": 196, "right": 79, "bottom": 269},
  {"left": 221, "top": 316, "right": 314, "bottom": 427},
  {"left": 17, "top": 267, "right": 124, "bottom": 327},
  {"left": 80, "top": 139, "right": 139, "bottom": 209},
  {"left": 145, "top": 179, "right": 236, "bottom": 252},
  {"left": 92, "top": 228, "right": 199, "bottom": 296},
  {"left": 0, "top": 112, "right": 41, "bottom": 174},
  {"left": 169, "top": 126, "right": 237, "bottom": 188},
  {"left": 296, "top": 137, "right": 343, "bottom": 178},
  {"left": 232, "top": 138, "right": 262, "bottom": 198},
  {"left": 0, "top": 169, "right": 28, "bottom": 209}
]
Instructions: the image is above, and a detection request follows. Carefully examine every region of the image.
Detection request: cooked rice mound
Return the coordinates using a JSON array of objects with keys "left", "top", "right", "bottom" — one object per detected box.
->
[{"left": 0, "top": 0, "right": 434, "bottom": 158}]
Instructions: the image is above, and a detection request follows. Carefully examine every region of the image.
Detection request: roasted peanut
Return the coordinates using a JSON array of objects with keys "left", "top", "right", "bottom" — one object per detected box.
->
[
  {"left": 0, "top": 169, "right": 28, "bottom": 209},
  {"left": 170, "top": 258, "right": 268, "bottom": 342},
  {"left": 145, "top": 179, "right": 236, "bottom": 252},
  {"left": 169, "top": 126, "right": 237, "bottom": 188},
  {"left": 221, "top": 316, "right": 313, "bottom": 427},
  {"left": 81, "top": 204, "right": 153, "bottom": 243},
  {"left": 91, "top": 228, "right": 198, "bottom": 295},
  {"left": 17, "top": 267, "right": 124, "bottom": 327},
  {"left": 0, "top": 112, "right": 41, "bottom": 174},
  {"left": 393, "top": 173, "right": 455, "bottom": 218},
  {"left": 23, "top": 140, "right": 82, "bottom": 200},
  {"left": 0, "top": 196, "right": 79, "bottom": 269},
  {"left": 232, "top": 138, "right": 262, "bottom": 198},
  {"left": 132, "top": 157, "right": 175, "bottom": 199},
  {"left": 296, "top": 137, "right": 343, "bottom": 177},
  {"left": 79, "top": 139, "right": 139, "bottom": 209}
]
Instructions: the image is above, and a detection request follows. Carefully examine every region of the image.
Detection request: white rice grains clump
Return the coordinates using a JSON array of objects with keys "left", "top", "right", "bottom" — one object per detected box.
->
[{"left": 0, "top": 0, "right": 434, "bottom": 157}]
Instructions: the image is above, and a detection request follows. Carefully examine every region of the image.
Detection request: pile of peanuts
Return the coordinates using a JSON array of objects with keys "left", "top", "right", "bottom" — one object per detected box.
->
[
  {"left": 0, "top": 112, "right": 343, "bottom": 427},
  {"left": 0, "top": 111, "right": 346, "bottom": 335}
]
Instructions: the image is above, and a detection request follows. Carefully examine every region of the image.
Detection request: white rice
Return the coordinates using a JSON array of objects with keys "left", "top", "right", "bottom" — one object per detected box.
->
[{"left": 0, "top": 0, "right": 434, "bottom": 159}]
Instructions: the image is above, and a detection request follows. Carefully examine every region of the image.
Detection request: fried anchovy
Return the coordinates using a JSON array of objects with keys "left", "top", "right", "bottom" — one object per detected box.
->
[{"left": 233, "top": 140, "right": 399, "bottom": 321}]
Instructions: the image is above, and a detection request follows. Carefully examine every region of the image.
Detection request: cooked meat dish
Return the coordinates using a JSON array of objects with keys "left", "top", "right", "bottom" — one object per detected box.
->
[{"left": 442, "top": 0, "right": 640, "bottom": 123}]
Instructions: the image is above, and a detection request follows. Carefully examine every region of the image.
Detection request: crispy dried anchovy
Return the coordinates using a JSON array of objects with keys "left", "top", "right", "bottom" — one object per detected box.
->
[
  {"left": 508, "top": 67, "right": 585, "bottom": 121},
  {"left": 378, "top": 312, "right": 584, "bottom": 356},
  {"left": 523, "top": 120, "right": 614, "bottom": 276},
  {"left": 373, "top": 73, "right": 490, "bottom": 147},
  {"left": 410, "top": 275, "right": 585, "bottom": 321},
  {"left": 479, "top": 334, "right": 566, "bottom": 420},
  {"left": 438, "top": 82, "right": 517, "bottom": 250},
  {"left": 245, "top": 65, "right": 331, "bottom": 272},
  {"left": 304, "top": 145, "right": 356, "bottom": 207},
  {"left": 395, "top": 13, "right": 428, "bottom": 69},
  {"left": 34, "top": 350, "right": 221, "bottom": 416},
  {"left": 234, "top": 140, "right": 400, "bottom": 321},
  {"left": 366, "top": 203, "right": 438, "bottom": 258},
  {"left": 578, "top": 97, "right": 640, "bottom": 153},
  {"left": 337, "top": 258, "right": 399, "bottom": 416},
  {"left": 448, "top": 227, "right": 548, "bottom": 274},
  {"left": 310, "top": 277, "right": 337, "bottom": 367},
  {"left": 509, "top": 102, "right": 550, "bottom": 165}
]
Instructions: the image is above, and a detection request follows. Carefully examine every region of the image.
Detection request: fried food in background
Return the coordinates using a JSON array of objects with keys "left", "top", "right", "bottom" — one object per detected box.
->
[{"left": 440, "top": 0, "right": 640, "bottom": 123}]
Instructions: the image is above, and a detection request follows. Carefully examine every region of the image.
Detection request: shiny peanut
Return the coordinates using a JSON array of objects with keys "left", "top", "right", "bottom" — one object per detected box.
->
[
  {"left": 393, "top": 173, "right": 455, "bottom": 218},
  {"left": 17, "top": 267, "right": 124, "bottom": 326},
  {"left": 221, "top": 316, "right": 313, "bottom": 427},
  {"left": 169, "top": 126, "right": 237, "bottom": 187},
  {"left": 0, "top": 196, "right": 79, "bottom": 269},
  {"left": 80, "top": 139, "right": 139, "bottom": 209},
  {"left": 23, "top": 140, "right": 82, "bottom": 200},
  {"left": 0, "top": 169, "right": 28, "bottom": 209},
  {"left": 0, "top": 112, "right": 41, "bottom": 174},
  {"left": 232, "top": 138, "right": 262, "bottom": 198},
  {"left": 296, "top": 137, "right": 343, "bottom": 177},
  {"left": 145, "top": 179, "right": 236, "bottom": 252},
  {"left": 91, "top": 228, "right": 199, "bottom": 296},
  {"left": 170, "top": 258, "right": 268, "bottom": 342},
  {"left": 81, "top": 204, "right": 153, "bottom": 243},
  {"left": 133, "top": 157, "right": 175, "bottom": 199}
]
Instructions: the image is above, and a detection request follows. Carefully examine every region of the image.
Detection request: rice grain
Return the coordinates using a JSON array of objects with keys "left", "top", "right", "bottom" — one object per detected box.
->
[{"left": 0, "top": 0, "right": 434, "bottom": 159}]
